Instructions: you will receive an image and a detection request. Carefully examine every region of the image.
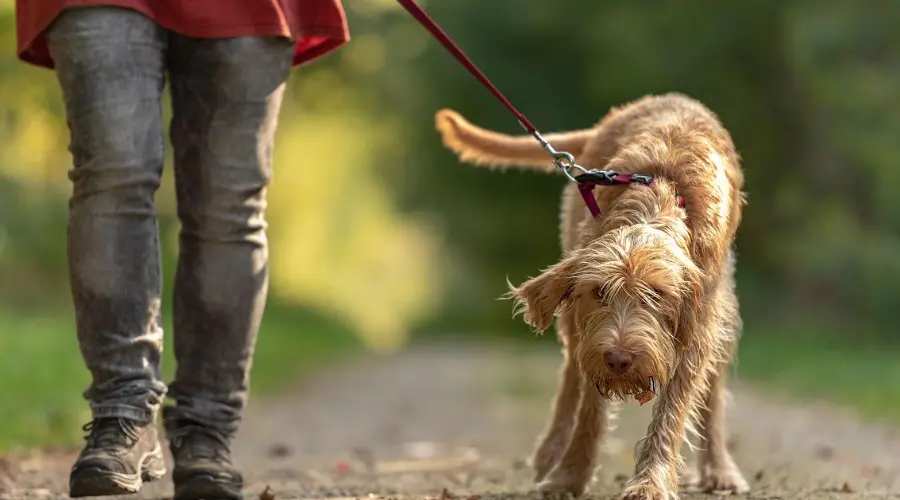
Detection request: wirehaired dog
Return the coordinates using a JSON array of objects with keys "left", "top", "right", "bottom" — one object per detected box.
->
[{"left": 434, "top": 93, "right": 748, "bottom": 500}]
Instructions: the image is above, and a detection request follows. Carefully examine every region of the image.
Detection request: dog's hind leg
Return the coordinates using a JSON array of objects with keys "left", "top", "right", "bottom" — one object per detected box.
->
[
  {"left": 537, "top": 361, "right": 611, "bottom": 496},
  {"left": 695, "top": 358, "right": 748, "bottom": 494},
  {"left": 696, "top": 259, "right": 749, "bottom": 494},
  {"left": 532, "top": 312, "right": 583, "bottom": 482}
]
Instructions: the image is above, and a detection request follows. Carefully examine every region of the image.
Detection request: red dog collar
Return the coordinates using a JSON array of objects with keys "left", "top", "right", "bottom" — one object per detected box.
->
[{"left": 574, "top": 170, "right": 685, "bottom": 218}]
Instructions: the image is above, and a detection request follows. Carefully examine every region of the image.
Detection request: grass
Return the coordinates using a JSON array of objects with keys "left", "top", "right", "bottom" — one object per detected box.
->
[
  {"left": 0, "top": 302, "right": 361, "bottom": 451},
  {"left": 735, "top": 318, "right": 900, "bottom": 423}
]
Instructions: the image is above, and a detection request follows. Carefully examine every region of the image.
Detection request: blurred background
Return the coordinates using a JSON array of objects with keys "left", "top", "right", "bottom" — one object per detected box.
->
[{"left": 1, "top": 0, "right": 898, "bottom": 450}]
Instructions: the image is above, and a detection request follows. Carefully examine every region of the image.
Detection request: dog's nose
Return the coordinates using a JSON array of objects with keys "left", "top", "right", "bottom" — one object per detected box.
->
[{"left": 604, "top": 350, "right": 634, "bottom": 375}]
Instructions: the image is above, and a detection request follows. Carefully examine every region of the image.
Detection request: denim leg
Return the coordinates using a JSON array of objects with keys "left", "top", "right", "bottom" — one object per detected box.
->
[
  {"left": 45, "top": 7, "right": 169, "bottom": 423},
  {"left": 162, "top": 34, "right": 293, "bottom": 438}
]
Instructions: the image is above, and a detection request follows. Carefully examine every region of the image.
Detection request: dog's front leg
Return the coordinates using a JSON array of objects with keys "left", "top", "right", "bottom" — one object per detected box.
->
[
  {"left": 621, "top": 345, "right": 711, "bottom": 500},
  {"left": 537, "top": 376, "right": 610, "bottom": 497},
  {"left": 532, "top": 312, "right": 582, "bottom": 482}
]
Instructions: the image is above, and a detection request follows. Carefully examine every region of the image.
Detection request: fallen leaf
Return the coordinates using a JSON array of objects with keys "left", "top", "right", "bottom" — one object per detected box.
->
[
  {"left": 351, "top": 447, "right": 376, "bottom": 473},
  {"left": 826, "top": 482, "right": 854, "bottom": 494},
  {"left": 268, "top": 444, "right": 292, "bottom": 458},
  {"left": 439, "top": 487, "right": 456, "bottom": 500},
  {"left": 861, "top": 463, "right": 881, "bottom": 477},
  {"left": 814, "top": 445, "right": 834, "bottom": 461},
  {"left": 259, "top": 485, "right": 276, "bottom": 500},
  {"left": 335, "top": 461, "right": 352, "bottom": 473}
]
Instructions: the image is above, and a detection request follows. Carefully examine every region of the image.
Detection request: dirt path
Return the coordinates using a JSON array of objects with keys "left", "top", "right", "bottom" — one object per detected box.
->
[{"left": 3, "top": 343, "right": 899, "bottom": 499}]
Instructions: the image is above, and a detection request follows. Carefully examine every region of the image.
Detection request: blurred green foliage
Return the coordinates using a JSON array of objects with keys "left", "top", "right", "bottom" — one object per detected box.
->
[
  {"left": 4, "top": 0, "right": 900, "bottom": 336},
  {"left": 1, "top": 0, "right": 900, "bottom": 447},
  {"left": 355, "top": 0, "right": 900, "bottom": 338}
]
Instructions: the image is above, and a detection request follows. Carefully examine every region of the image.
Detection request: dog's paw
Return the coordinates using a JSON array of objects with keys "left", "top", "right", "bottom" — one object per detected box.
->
[
  {"left": 620, "top": 476, "right": 676, "bottom": 500},
  {"left": 536, "top": 467, "right": 590, "bottom": 497},
  {"left": 699, "top": 466, "right": 749, "bottom": 495},
  {"left": 678, "top": 465, "right": 701, "bottom": 490}
]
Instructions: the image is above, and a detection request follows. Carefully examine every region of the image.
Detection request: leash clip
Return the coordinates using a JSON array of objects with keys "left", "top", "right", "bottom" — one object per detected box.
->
[
  {"left": 531, "top": 130, "right": 588, "bottom": 183},
  {"left": 551, "top": 151, "right": 588, "bottom": 183}
]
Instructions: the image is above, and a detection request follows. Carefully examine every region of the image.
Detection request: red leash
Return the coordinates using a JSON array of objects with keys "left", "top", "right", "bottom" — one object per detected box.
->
[
  {"left": 394, "top": 0, "right": 583, "bottom": 178},
  {"left": 394, "top": 0, "right": 537, "bottom": 136},
  {"left": 395, "top": 0, "right": 681, "bottom": 217}
]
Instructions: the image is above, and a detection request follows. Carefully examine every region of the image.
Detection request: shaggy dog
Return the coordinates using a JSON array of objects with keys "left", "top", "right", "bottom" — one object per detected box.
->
[{"left": 434, "top": 93, "right": 748, "bottom": 500}]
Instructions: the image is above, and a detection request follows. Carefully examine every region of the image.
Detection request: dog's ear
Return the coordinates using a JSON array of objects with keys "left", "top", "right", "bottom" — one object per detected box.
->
[{"left": 506, "top": 252, "right": 583, "bottom": 333}]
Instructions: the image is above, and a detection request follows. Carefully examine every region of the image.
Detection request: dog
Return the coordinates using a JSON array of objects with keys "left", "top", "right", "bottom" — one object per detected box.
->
[{"left": 434, "top": 93, "right": 748, "bottom": 500}]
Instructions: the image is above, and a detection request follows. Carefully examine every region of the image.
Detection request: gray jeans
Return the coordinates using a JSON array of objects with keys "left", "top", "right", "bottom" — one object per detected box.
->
[{"left": 45, "top": 6, "right": 293, "bottom": 438}]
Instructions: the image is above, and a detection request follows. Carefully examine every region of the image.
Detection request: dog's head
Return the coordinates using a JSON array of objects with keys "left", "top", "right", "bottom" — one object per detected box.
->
[{"left": 510, "top": 220, "right": 702, "bottom": 401}]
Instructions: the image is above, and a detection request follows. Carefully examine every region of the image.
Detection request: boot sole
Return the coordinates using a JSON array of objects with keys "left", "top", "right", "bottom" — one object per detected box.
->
[
  {"left": 69, "top": 444, "right": 166, "bottom": 497},
  {"left": 174, "top": 474, "right": 242, "bottom": 500}
]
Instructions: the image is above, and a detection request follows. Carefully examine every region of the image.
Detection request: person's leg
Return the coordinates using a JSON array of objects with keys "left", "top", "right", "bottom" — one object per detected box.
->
[
  {"left": 162, "top": 33, "right": 293, "bottom": 500},
  {"left": 45, "top": 6, "right": 168, "bottom": 497}
]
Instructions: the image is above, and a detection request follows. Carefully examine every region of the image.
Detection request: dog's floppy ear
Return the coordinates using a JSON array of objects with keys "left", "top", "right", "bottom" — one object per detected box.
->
[{"left": 506, "top": 252, "right": 583, "bottom": 333}]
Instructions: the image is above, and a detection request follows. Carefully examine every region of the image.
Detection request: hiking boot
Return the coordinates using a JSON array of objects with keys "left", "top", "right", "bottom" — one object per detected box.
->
[
  {"left": 168, "top": 422, "right": 243, "bottom": 500},
  {"left": 69, "top": 417, "right": 166, "bottom": 497}
]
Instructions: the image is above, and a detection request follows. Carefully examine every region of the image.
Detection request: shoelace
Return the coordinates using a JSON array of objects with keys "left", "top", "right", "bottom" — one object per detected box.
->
[{"left": 82, "top": 417, "right": 141, "bottom": 448}]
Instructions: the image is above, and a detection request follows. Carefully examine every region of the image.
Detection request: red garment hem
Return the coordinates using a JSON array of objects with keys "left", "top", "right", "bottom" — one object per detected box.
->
[{"left": 17, "top": 0, "right": 349, "bottom": 69}]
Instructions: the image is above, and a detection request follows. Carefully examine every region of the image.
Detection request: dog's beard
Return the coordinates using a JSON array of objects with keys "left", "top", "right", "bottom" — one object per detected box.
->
[
  {"left": 576, "top": 304, "right": 675, "bottom": 402},
  {"left": 594, "top": 373, "right": 660, "bottom": 401}
]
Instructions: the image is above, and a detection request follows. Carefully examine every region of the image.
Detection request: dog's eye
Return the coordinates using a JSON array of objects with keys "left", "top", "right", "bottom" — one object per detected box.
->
[{"left": 596, "top": 286, "right": 608, "bottom": 301}]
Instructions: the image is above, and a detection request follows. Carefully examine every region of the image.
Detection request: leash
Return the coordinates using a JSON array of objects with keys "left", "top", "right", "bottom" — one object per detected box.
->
[{"left": 395, "top": 0, "right": 678, "bottom": 217}]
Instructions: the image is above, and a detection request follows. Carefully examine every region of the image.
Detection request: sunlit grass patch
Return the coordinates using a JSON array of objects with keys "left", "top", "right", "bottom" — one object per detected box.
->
[
  {"left": 736, "top": 319, "right": 900, "bottom": 423},
  {"left": 0, "top": 302, "right": 360, "bottom": 451}
]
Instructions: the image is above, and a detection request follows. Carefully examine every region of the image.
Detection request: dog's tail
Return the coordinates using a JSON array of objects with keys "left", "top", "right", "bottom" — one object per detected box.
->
[{"left": 435, "top": 108, "right": 595, "bottom": 172}]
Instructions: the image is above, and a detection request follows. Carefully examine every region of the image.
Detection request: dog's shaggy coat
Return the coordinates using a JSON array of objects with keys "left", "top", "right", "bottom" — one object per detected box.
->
[{"left": 434, "top": 93, "right": 748, "bottom": 500}]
